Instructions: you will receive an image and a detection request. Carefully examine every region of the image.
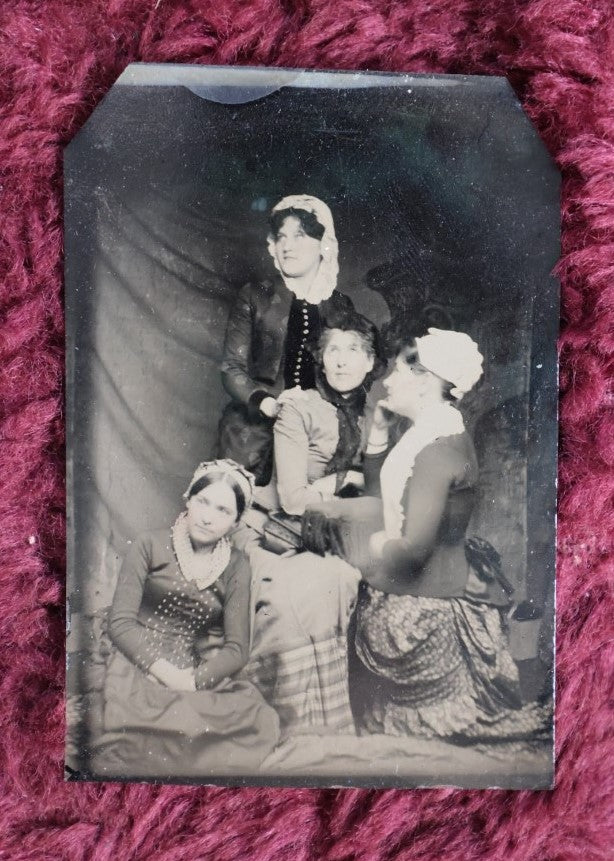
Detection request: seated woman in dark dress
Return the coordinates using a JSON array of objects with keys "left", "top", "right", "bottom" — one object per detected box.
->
[
  {"left": 93, "top": 459, "right": 280, "bottom": 779},
  {"left": 353, "top": 328, "right": 548, "bottom": 744}
]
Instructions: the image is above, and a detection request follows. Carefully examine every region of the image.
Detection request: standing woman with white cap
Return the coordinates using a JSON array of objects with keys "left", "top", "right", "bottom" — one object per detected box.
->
[
  {"left": 218, "top": 195, "right": 353, "bottom": 485},
  {"left": 353, "top": 329, "right": 548, "bottom": 744}
]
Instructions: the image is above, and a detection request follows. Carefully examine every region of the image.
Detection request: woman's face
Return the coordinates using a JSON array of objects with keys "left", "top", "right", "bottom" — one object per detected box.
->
[
  {"left": 186, "top": 480, "right": 238, "bottom": 548},
  {"left": 273, "top": 215, "right": 322, "bottom": 280},
  {"left": 322, "top": 329, "right": 374, "bottom": 393},
  {"left": 383, "top": 354, "right": 436, "bottom": 418}
]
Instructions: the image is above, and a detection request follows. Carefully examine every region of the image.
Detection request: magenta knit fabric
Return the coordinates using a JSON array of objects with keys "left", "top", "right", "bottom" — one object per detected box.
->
[{"left": 0, "top": 2, "right": 612, "bottom": 859}]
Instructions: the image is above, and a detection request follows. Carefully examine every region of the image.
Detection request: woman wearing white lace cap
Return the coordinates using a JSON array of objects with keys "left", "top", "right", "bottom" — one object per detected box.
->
[
  {"left": 265, "top": 194, "right": 339, "bottom": 305},
  {"left": 93, "top": 458, "right": 280, "bottom": 778},
  {"left": 352, "top": 328, "right": 549, "bottom": 746},
  {"left": 218, "top": 195, "right": 353, "bottom": 485}
]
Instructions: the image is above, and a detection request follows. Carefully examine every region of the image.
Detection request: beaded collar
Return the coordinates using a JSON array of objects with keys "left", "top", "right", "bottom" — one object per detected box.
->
[{"left": 171, "top": 512, "right": 232, "bottom": 591}]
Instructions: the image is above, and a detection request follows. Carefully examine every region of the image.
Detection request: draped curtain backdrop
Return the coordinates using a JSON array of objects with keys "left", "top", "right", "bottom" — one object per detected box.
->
[{"left": 66, "top": 76, "right": 558, "bottom": 619}]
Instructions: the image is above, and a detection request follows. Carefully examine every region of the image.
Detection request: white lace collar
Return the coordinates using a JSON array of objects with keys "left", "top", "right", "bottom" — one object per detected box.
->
[
  {"left": 171, "top": 512, "right": 232, "bottom": 591},
  {"left": 380, "top": 403, "right": 465, "bottom": 539},
  {"left": 283, "top": 266, "right": 335, "bottom": 304}
]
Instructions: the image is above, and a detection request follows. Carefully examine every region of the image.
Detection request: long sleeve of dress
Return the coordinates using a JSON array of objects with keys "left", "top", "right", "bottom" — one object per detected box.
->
[
  {"left": 274, "top": 400, "right": 325, "bottom": 515},
  {"left": 194, "top": 553, "right": 251, "bottom": 690},
  {"left": 220, "top": 284, "right": 271, "bottom": 407},
  {"left": 107, "top": 535, "right": 158, "bottom": 672}
]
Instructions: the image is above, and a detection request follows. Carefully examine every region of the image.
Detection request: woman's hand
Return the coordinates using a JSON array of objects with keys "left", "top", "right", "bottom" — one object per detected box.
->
[
  {"left": 260, "top": 387, "right": 308, "bottom": 419},
  {"left": 259, "top": 396, "right": 280, "bottom": 419},
  {"left": 311, "top": 473, "right": 338, "bottom": 499},
  {"left": 367, "top": 400, "right": 393, "bottom": 453},
  {"left": 369, "top": 529, "right": 389, "bottom": 559},
  {"left": 343, "top": 470, "right": 365, "bottom": 489},
  {"left": 311, "top": 471, "right": 364, "bottom": 506},
  {"left": 148, "top": 659, "right": 196, "bottom": 692},
  {"left": 372, "top": 399, "right": 394, "bottom": 431}
]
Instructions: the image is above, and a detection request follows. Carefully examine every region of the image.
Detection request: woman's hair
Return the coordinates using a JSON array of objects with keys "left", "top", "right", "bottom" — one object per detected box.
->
[
  {"left": 187, "top": 471, "right": 247, "bottom": 520},
  {"left": 268, "top": 207, "right": 325, "bottom": 241},
  {"left": 397, "top": 343, "right": 457, "bottom": 403},
  {"left": 310, "top": 308, "right": 387, "bottom": 386},
  {"left": 383, "top": 304, "right": 455, "bottom": 359}
]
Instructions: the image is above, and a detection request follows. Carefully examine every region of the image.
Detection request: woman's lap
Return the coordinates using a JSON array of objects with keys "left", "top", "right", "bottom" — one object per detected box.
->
[
  {"left": 355, "top": 588, "right": 549, "bottom": 743},
  {"left": 93, "top": 650, "right": 280, "bottom": 776},
  {"left": 248, "top": 547, "right": 360, "bottom": 640},
  {"left": 245, "top": 547, "right": 361, "bottom": 733}
]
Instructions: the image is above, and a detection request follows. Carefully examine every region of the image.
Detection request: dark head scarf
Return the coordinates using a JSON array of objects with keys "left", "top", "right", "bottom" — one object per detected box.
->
[
  {"left": 316, "top": 370, "right": 367, "bottom": 488},
  {"left": 309, "top": 308, "right": 385, "bottom": 491}
]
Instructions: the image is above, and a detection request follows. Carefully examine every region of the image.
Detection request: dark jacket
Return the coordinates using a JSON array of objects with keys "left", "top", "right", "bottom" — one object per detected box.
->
[{"left": 220, "top": 277, "right": 354, "bottom": 408}]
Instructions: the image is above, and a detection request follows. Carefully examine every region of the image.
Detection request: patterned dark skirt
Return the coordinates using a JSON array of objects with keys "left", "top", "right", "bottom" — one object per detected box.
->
[{"left": 355, "top": 586, "right": 549, "bottom": 744}]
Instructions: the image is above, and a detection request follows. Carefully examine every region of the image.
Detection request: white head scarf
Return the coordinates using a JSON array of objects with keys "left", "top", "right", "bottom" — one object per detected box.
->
[
  {"left": 267, "top": 194, "right": 339, "bottom": 304},
  {"left": 415, "top": 328, "right": 484, "bottom": 400}
]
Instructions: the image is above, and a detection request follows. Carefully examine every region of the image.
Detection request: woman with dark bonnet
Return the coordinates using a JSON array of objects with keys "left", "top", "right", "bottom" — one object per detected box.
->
[
  {"left": 218, "top": 195, "right": 354, "bottom": 485},
  {"left": 241, "top": 310, "right": 385, "bottom": 736},
  {"left": 352, "top": 328, "right": 548, "bottom": 744},
  {"left": 93, "top": 459, "right": 280, "bottom": 778},
  {"left": 258, "top": 307, "right": 386, "bottom": 515}
]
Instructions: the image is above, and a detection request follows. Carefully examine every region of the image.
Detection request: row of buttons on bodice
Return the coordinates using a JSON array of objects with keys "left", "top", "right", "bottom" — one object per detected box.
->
[{"left": 292, "top": 300, "right": 311, "bottom": 385}]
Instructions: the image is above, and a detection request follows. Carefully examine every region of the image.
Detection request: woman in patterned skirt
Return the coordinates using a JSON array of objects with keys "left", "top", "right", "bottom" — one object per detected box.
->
[{"left": 354, "top": 328, "right": 549, "bottom": 744}]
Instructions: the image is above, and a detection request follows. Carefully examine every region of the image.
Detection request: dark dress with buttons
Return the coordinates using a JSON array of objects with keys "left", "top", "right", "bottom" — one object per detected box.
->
[
  {"left": 283, "top": 297, "right": 320, "bottom": 389},
  {"left": 93, "top": 530, "right": 280, "bottom": 778},
  {"left": 218, "top": 277, "right": 353, "bottom": 484}
]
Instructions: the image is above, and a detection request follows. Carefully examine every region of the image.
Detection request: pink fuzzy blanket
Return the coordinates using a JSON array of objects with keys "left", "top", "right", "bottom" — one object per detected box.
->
[{"left": 0, "top": 1, "right": 612, "bottom": 858}]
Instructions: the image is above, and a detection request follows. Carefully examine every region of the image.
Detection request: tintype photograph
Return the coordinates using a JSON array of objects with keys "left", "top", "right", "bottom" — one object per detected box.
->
[{"left": 65, "top": 65, "right": 558, "bottom": 788}]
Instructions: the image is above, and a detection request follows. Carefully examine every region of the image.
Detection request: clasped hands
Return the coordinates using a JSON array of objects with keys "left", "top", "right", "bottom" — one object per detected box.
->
[
  {"left": 148, "top": 658, "right": 196, "bottom": 692},
  {"left": 148, "top": 659, "right": 232, "bottom": 692}
]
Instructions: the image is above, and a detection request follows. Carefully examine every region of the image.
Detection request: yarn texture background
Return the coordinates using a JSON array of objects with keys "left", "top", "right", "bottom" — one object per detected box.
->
[{"left": 0, "top": 0, "right": 612, "bottom": 858}]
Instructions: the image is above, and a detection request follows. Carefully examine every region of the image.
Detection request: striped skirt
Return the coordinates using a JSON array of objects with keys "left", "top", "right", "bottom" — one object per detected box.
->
[{"left": 244, "top": 547, "right": 361, "bottom": 735}]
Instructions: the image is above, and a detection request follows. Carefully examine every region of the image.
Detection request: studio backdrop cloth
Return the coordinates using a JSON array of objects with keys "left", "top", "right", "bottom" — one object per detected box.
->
[
  {"left": 65, "top": 74, "right": 553, "bottom": 614},
  {"left": 0, "top": 1, "right": 613, "bottom": 860}
]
